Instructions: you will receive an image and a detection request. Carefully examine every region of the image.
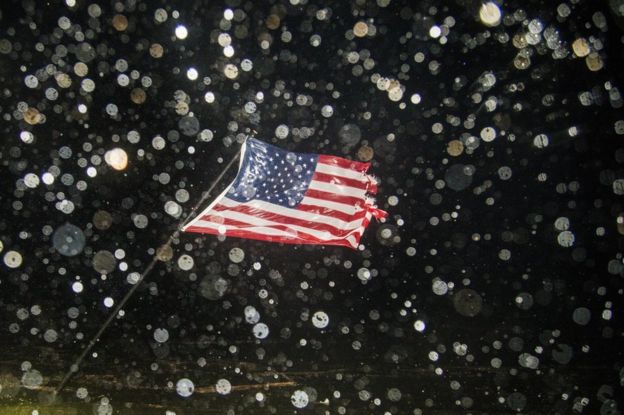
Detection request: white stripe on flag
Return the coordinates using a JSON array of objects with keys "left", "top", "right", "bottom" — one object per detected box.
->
[
  {"left": 300, "top": 196, "right": 359, "bottom": 215},
  {"left": 193, "top": 216, "right": 363, "bottom": 241},
  {"left": 203, "top": 209, "right": 362, "bottom": 241},
  {"left": 191, "top": 219, "right": 360, "bottom": 248},
  {"left": 346, "top": 235, "right": 358, "bottom": 247},
  {"left": 191, "top": 220, "right": 301, "bottom": 238},
  {"left": 316, "top": 162, "right": 368, "bottom": 182},
  {"left": 307, "top": 180, "right": 366, "bottom": 198},
  {"left": 217, "top": 197, "right": 365, "bottom": 230}
]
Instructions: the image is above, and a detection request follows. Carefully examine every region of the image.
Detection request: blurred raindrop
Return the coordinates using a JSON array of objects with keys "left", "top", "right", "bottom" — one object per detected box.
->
[{"left": 52, "top": 223, "right": 85, "bottom": 257}]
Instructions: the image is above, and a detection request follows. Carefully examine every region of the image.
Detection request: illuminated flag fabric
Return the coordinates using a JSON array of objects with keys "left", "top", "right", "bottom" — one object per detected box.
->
[{"left": 182, "top": 138, "right": 387, "bottom": 249}]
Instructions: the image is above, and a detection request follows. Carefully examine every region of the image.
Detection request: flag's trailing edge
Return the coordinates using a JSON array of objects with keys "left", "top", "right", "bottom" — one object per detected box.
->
[{"left": 182, "top": 137, "right": 388, "bottom": 249}]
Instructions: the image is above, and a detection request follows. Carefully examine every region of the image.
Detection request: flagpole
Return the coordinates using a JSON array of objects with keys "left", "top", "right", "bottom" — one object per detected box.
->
[{"left": 53, "top": 142, "right": 243, "bottom": 397}]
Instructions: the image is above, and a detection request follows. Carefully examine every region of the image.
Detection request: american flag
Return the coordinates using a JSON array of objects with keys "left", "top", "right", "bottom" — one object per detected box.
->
[{"left": 182, "top": 137, "right": 387, "bottom": 249}]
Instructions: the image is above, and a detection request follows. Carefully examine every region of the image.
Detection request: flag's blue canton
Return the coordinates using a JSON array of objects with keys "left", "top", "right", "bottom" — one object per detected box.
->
[{"left": 227, "top": 138, "right": 319, "bottom": 208}]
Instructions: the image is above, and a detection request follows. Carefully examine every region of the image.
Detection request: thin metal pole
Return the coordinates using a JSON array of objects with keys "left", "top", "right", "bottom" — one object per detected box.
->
[
  {"left": 177, "top": 149, "right": 242, "bottom": 233},
  {"left": 54, "top": 147, "right": 242, "bottom": 396}
]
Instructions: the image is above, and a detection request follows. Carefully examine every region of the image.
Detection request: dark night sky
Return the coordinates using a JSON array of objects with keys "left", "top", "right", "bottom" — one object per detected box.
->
[{"left": 1, "top": 0, "right": 624, "bottom": 413}]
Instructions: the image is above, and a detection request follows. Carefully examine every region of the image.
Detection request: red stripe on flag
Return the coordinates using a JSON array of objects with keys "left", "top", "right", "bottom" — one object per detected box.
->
[
  {"left": 311, "top": 172, "right": 368, "bottom": 190},
  {"left": 304, "top": 188, "right": 364, "bottom": 207},
  {"left": 296, "top": 203, "right": 362, "bottom": 222},
  {"left": 192, "top": 216, "right": 361, "bottom": 246},
  {"left": 184, "top": 225, "right": 357, "bottom": 248},
  {"left": 208, "top": 204, "right": 367, "bottom": 236},
  {"left": 318, "top": 154, "right": 370, "bottom": 172}
]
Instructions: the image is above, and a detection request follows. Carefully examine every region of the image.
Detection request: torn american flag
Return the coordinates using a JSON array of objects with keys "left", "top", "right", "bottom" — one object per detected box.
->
[{"left": 182, "top": 137, "right": 387, "bottom": 249}]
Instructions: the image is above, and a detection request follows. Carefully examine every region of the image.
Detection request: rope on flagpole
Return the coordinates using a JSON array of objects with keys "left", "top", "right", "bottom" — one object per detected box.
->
[{"left": 53, "top": 140, "right": 244, "bottom": 397}]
